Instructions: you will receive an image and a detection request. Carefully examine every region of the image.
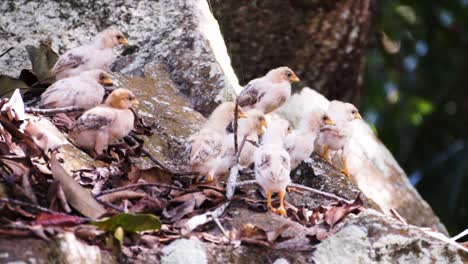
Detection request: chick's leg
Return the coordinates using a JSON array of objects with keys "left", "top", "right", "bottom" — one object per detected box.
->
[
  {"left": 267, "top": 190, "right": 276, "bottom": 213},
  {"left": 276, "top": 191, "right": 287, "bottom": 216},
  {"left": 320, "top": 146, "right": 331, "bottom": 163},
  {"left": 341, "top": 154, "right": 349, "bottom": 178}
]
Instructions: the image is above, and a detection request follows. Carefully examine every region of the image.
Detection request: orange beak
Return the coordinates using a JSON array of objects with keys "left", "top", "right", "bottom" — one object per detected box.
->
[
  {"left": 289, "top": 73, "right": 300, "bottom": 83},
  {"left": 119, "top": 37, "right": 129, "bottom": 46},
  {"left": 100, "top": 77, "right": 114, "bottom": 86}
]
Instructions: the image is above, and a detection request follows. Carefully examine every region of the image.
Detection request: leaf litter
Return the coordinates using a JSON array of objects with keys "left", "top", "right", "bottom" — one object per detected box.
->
[{"left": 0, "top": 42, "right": 371, "bottom": 259}]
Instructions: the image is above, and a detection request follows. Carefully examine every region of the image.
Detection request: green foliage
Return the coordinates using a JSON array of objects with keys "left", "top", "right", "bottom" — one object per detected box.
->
[
  {"left": 92, "top": 213, "right": 161, "bottom": 233},
  {"left": 363, "top": 0, "right": 468, "bottom": 234},
  {"left": 0, "top": 42, "right": 57, "bottom": 98}
]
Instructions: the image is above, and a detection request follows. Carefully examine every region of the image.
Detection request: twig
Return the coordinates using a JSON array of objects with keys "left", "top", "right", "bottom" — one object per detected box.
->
[
  {"left": 234, "top": 100, "right": 239, "bottom": 153},
  {"left": 93, "top": 196, "right": 124, "bottom": 212},
  {"left": 246, "top": 139, "right": 259, "bottom": 148},
  {"left": 213, "top": 216, "right": 229, "bottom": 240},
  {"left": 181, "top": 202, "right": 230, "bottom": 235},
  {"left": 234, "top": 181, "right": 353, "bottom": 204},
  {"left": 25, "top": 106, "right": 84, "bottom": 115},
  {"left": 0, "top": 197, "right": 61, "bottom": 214},
  {"left": 0, "top": 47, "right": 13, "bottom": 58},
  {"left": 288, "top": 183, "right": 353, "bottom": 204},
  {"left": 226, "top": 135, "right": 248, "bottom": 200},
  {"left": 94, "top": 182, "right": 186, "bottom": 197}
]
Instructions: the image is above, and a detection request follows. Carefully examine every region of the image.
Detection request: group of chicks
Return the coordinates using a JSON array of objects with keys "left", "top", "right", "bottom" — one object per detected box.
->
[
  {"left": 38, "top": 27, "right": 138, "bottom": 155},
  {"left": 38, "top": 27, "right": 363, "bottom": 217},
  {"left": 189, "top": 67, "right": 363, "bottom": 216}
]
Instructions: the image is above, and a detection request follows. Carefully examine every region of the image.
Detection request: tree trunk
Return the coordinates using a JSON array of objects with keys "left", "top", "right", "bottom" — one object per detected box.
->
[{"left": 211, "top": 0, "right": 375, "bottom": 103}]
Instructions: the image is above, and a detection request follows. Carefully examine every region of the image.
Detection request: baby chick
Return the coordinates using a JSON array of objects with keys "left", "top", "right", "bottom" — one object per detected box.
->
[
  {"left": 52, "top": 27, "right": 128, "bottom": 80},
  {"left": 255, "top": 119, "right": 291, "bottom": 216},
  {"left": 189, "top": 102, "right": 247, "bottom": 182},
  {"left": 285, "top": 109, "right": 335, "bottom": 170},
  {"left": 69, "top": 88, "right": 138, "bottom": 155},
  {"left": 316, "top": 100, "right": 362, "bottom": 176},
  {"left": 237, "top": 67, "right": 300, "bottom": 114},
  {"left": 226, "top": 109, "right": 268, "bottom": 168},
  {"left": 39, "top": 69, "right": 113, "bottom": 111}
]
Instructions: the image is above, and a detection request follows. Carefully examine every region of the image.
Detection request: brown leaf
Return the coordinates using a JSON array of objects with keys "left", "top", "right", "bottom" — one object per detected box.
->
[
  {"left": 1, "top": 89, "right": 25, "bottom": 121},
  {"left": 21, "top": 172, "right": 37, "bottom": 204},
  {"left": 0, "top": 156, "right": 31, "bottom": 176},
  {"left": 0, "top": 115, "right": 42, "bottom": 157},
  {"left": 32, "top": 213, "right": 87, "bottom": 227},
  {"left": 240, "top": 223, "right": 267, "bottom": 240},
  {"left": 129, "top": 196, "right": 167, "bottom": 214},
  {"left": 50, "top": 153, "right": 106, "bottom": 219},
  {"left": 324, "top": 194, "right": 363, "bottom": 227},
  {"left": 266, "top": 223, "right": 291, "bottom": 242},
  {"left": 128, "top": 165, "right": 172, "bottom": 185},
  {"left": 162, "top": 199, "right": 196, "bottom": 222},
  {"left": 99, "top": 190, "right": 146, "bottom": 203},
  {"left": 170, "top": 192, "right": 207, "bottom": 208}
]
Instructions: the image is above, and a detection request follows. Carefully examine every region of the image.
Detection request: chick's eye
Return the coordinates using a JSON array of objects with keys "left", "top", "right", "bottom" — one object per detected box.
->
[
  {"left": 322, "top": 115, "right": 327, "bottom": 121},
  {"left": 128, "top": 97, "right": 134, "bottom": 101},
  {"left": 117, "top": 35, "right": 122, "bottom": 39},
  {"left": 286, "top": 72, "right": 292, "bottom": 77}
]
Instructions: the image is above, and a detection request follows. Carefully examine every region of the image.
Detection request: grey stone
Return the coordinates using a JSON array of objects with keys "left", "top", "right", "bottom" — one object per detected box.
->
[{"left": 161, "top": 238, "right": 207, "bottom": 264}]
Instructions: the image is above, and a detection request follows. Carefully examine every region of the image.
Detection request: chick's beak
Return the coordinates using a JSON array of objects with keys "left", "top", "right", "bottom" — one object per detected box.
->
[
  {"left": 354, "top": 112, "right": 362, "bottom": 120},
  {"left": 132, "top": 99, "right": 140, "bottom": 107},
  {"left": 289, "top": 73, "right": 300, "bottom": 83},
  {"left": 119, "top": 37, "right": 129, "bottom": 46},
  {"left": 324, "top": 117, "right": 335, "bottom": 126},
  {"left": 101, "top": 77, "right": 114, "bottom": 86},
  {"left": 237, "top": 110, "right": 247, "bottom": 119},
  {"left": 259, "top": 119, "right": 268, "bottom": 135}
]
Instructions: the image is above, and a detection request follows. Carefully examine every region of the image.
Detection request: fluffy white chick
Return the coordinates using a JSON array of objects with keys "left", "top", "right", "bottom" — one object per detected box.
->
[
  {"left": 237, "top": 67, "right": 300, "bottom": 114},
  {"left": 189, "top": 102, "right": 247, "bottom": 182},
  {"left": 255, "top": 119, "right": 291, "bottom": 216},
  {"left": 317, "top": 100, "right": 362, "bottom": 176},
  {"left": 52, "top": 27, "right": 128, "bottom": 80},
  {"left": 226, "top": 109, "right": 267, "bottom": 168},
  {"left": 69, "top": 88, "right": 138, "bottom": 155},
  {"left": 285, "top": 108, "right": 335, "bottom": 170},
  {"left": 39, "top": 69, "right": 113, "bottom": 111}
]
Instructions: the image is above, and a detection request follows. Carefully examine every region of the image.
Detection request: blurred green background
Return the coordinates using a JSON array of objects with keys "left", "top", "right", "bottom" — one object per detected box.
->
[{"left": 363, "top": 0, "right": 467, "bottom": 235}]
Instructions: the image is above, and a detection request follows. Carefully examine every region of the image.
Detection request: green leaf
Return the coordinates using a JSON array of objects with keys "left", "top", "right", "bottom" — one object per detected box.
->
[
  {"left": 114, "top": 227, "right": 124, "bottom": 247},
  {"left": 25, "top": 42, "right": 58, "bottom": 82},
  {"left": 0, "top": 75, "right": 28, "bottom": 98},
  {"left": 92, "top": 213, "right": 161, "bottom": 233},
  {"left": 395, "top": 5, "right": 417, "bottom": 25}
]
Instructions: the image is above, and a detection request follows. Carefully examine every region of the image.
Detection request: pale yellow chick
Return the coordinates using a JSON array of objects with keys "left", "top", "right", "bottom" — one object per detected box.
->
[
  {"left": 188, "top": 102, "right": 247, "bottom": 182},
  {"left": 52, "top": 27, "right": 129, "bottom": 80},
  {"left": 226, "top": 109, "right": 268, "bottom": 168},
  {"left": 237, "top": 67, "right": 300, "bottom": 114},
  {"left": 316, "top": 100, "right": 362, "bottom": 176},
  {"left": 39, "top": 69, "right": 113, "bottom": 111},
  {"left": 69, "top": 88, "right": 138, "bottom": 155},
  {"left": 285, "top": 109, "right": 335, "bottom": 170},
  {"left": 255, "top": 119, "right": 291, "bottom": 216}
]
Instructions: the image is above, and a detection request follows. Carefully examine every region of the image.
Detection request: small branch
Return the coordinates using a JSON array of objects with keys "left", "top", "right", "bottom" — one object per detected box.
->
[
  {"left": 226, "top": 135, "right": 248, "bottom": 200},
  {"left": 213, "top": 216, "right": 229, "bottom": 240},
  {"left": 0, "top": 197, "right": 61, "bottom": 214},
  {"left": 0, "top": 47, "right": 13, "bottom": 58},
  {"left": 234, "top": 100, "right": 239, "bottom": 153},
  {"left": 234, "top": 181, "right": 353, "bottom": 204},
  {"left": 93, "top": 196, "right": 124, "bottom": 212},
  {"left": 181, "top": 202, "right": 230, "bottom": 235},
  {"left": 94, "top": 182, "right": 186, "bottom": 197},
  {"left": 288, "top": 183, "right": 353, "bottom": 204},
  {"left": 246, "top": 139, "right": 259, "bottom": 148},
  {"left": 25, "top": 106, "right": 84, "bottom": 115}
]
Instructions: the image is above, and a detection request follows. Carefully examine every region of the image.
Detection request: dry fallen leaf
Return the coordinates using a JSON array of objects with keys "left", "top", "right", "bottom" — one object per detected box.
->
[
  {"left": 50, "top": 153, "right": 106, "bottom": 219},
  {"left": 324, "top": 194, "right": 363, "bottom": 227}
]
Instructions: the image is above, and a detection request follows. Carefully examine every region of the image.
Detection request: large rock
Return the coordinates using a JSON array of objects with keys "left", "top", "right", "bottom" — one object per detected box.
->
[{"left": 0, "top": 0, "right": 240, "bottom": 115}]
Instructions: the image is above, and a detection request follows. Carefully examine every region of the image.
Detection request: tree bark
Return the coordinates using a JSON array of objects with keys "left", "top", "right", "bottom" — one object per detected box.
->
[{"left": 211, "top": 0, "right": 375, "bottom": 103}]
